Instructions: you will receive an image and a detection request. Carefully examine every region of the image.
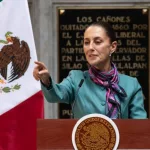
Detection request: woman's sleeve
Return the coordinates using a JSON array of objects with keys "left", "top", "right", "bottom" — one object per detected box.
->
[
  {"left": 129, "top": 78, "right": 147, "bottom": 119},
  {"left": 41, "top": 71, "right": 75, "bottom": 104}
]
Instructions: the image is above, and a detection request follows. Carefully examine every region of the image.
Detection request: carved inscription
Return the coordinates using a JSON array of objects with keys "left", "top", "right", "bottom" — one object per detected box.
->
[{"left": 58, "top": 9, "right": 149, "bottom": 118}]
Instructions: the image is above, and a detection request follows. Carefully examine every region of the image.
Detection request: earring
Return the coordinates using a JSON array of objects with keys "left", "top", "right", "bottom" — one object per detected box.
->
[{"left": 109, "top": 51, "right": 114, "bottom": 56}]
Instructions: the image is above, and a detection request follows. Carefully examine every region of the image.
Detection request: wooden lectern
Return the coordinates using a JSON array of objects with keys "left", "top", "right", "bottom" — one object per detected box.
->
[{"left": 37, "top": 119, "right": 150, "bottom": 150}]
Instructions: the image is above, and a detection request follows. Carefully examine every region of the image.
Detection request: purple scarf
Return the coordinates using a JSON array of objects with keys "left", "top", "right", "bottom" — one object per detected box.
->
[{"left": 89, "top": 63, "right": 127, "bottom": 119}]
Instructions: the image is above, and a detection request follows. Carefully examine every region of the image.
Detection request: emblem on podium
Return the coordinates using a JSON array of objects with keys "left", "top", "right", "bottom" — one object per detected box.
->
[{"left": 72, "top": 114, "right": 119, "bottom": 150}]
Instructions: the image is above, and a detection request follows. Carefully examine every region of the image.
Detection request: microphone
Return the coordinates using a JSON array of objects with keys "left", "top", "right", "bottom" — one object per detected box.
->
[
  {"left": 70, "top": 79, "right": 84, "bottom": 119},
  {"left": 78, "top": 79, "right": 84, "bottom": 87},
  {"left": 108, "top": 98, "right": 122, "bottom": 119},
  {"left": 83, "top": 71, "right": 87, "bottom": 79}
]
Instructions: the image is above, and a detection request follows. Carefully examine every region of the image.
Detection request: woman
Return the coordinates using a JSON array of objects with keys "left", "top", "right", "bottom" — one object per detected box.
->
[{"left": 33, "top": 21, "right": 147, "bottom": 119}]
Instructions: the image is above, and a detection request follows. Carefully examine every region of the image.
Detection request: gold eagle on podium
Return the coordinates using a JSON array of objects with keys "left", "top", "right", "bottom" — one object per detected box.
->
[{"left": 0, "top": 31, "right": 31, "bottom": 83}]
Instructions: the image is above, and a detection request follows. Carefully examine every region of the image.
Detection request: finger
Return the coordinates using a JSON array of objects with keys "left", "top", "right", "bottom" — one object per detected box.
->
[
  {"left": 33, "top": 73, "right": 40, "bottom": 81},
  {"left": 39, "top": 70, "right": 49, "bottom": 75},
  {"left": 34, "top": 61, "right": 46, "bottom": 68},
  {"left": 33, "top": 69, "right": 41, "bottom": 81}
]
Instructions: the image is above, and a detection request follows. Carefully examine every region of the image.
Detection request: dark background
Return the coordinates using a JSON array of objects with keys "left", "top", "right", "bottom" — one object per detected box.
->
[{"left": 58, "top": 9, "right": 149, "bottom": 118}]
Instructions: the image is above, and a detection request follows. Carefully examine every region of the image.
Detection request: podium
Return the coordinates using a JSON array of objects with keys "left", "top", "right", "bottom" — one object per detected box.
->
[{"left": 37, "top": 119, "right": 150, "bottom": 149}]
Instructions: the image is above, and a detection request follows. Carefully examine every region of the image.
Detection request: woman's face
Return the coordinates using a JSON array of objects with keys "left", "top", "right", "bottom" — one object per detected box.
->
[{"left": 83, "top": 26, "right": 117, "bottom": 70}]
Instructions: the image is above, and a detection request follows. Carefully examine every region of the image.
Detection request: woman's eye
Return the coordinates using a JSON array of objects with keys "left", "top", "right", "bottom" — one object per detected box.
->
[
  {"left": 95, "top": 41, "right": 101, "bottom": 44},
  {"left": 84, "top": 41, "right": 89, "bottom": 45}
]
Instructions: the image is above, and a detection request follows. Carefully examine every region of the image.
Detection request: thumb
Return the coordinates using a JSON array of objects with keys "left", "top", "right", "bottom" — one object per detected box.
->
[{"left": 39, "top": 70, "right": 49, "bottom": 75}]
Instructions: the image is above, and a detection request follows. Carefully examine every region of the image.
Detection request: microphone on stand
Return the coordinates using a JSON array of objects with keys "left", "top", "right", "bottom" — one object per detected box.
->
[{"left": 70, "top": 79, "right": 84, "bottom": 119}]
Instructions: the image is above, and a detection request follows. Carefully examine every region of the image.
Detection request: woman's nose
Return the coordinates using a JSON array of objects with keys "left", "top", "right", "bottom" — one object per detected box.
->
[{"left": 89, "top": 42, "right": 94, "bottom": 50}]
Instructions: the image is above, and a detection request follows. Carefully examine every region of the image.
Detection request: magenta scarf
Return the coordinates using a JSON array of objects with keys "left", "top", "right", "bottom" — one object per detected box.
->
[{"left": 88, "top": 63, "right": 127, "bottom": 118}]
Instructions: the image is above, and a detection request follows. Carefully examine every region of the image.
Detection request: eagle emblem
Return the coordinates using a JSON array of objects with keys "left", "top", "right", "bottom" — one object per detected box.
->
[{"left": 0, "top": 31, "right": 31, "bottom": 93}]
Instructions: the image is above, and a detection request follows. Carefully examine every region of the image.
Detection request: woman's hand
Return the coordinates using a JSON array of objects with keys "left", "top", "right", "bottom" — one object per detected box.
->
[{"left": 33, "top": 61, "right": 50, "bottom": 86}]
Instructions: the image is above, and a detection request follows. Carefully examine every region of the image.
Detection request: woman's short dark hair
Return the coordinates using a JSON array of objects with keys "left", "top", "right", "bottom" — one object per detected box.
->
[{"left": 85, "top": 21, "right": 116, "bottom": 43}]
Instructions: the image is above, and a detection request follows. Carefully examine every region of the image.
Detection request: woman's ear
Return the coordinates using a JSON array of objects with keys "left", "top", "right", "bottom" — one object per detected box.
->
[{"left": 110, "top": 41, "right": 117, "bottom": 54}]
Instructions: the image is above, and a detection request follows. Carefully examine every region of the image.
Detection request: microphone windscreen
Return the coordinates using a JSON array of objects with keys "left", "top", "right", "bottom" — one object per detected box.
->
[{"left": 79, "top": 79, "right": 84, "bottom": 87}]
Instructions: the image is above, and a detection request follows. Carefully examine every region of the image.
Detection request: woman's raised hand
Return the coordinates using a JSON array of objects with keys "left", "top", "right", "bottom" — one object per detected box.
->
[{"left": 33, "top": 61, "right": 50, "bottom": 86}]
